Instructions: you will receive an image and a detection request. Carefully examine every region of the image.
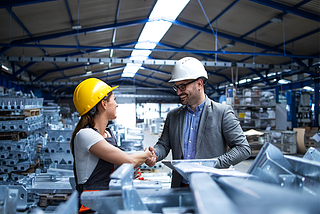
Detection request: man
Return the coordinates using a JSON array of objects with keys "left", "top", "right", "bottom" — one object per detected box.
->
[{"left": 146, "top": 57, "right": 251, "bottom": 188}]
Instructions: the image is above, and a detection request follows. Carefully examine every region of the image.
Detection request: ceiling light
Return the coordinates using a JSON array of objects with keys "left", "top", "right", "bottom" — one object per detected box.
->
[
  {"left": 97, "top": 48, "right": 110, "bottom": 53},
  {"left": 1, "top": 64, "right": 9, "bottom": 70},
  {"left": 270, "top": 15, "right": 283, "bottom": 23},
  {"left": 72, "top": 24, "right": 82, "bottom": 30},
  {"left": 103, "top": 67, "right": 123, "bottom": 73},
  {"left": 303, "top": 86, "right": 314, "bottom": 91},
  {"left": 279, "top": 79, "right": 290, "bottom": 84},
  {"left": 226, "top": 41, "right": 235, "bottom": 48},
  {"left": 122, "top": 63, "right": 142, "bottom": 78},
  {"left": 122, "top": 0, "right": 190, "bottom": 78},
  {"left": 86, "top": 71, "right": 92, "bottom": 75}
]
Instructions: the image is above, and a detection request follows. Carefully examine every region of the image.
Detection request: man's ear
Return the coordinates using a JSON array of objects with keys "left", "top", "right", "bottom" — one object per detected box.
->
[{"left": 197, "top": 79, "right": 203, "bottom": 89}]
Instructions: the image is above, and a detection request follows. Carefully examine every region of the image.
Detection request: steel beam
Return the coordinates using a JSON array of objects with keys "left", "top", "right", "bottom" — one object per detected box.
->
[
  {"left": 1, "top": 56, "right": 317, "bottom": 71},
  {"left": 248, "top": 0, "right": 320, "bottom": 22}
]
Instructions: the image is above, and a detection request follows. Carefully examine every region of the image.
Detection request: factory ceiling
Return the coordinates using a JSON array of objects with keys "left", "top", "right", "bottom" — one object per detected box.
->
[{"left": 0, "top": 0, "right": 319, "bottom": 101}]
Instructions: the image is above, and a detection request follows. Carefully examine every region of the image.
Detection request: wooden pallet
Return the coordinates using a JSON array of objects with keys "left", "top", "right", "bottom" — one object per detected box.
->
[
  {"left": 0, "top": 108, "right": 41, "bottom": 118},
  {"left": 305, "top": 141, "right": 320, "bottom": 149},
  {"left": 39, "top": 193, "right": 70, "bottom": 207},
  {"left": 0, "top": 131, "right": 28, "bottom": 141},
  {"left": 305, "top": 131, "right": 320, "bottom": 149},
  {"left": 24, "top": 108, "right": 41, "bottom": 117},
  {"left": 27, "top": 159, "right": 40, "bottom": 173}
]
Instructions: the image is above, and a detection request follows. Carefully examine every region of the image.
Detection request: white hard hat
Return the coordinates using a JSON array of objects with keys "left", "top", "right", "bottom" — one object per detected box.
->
[{"left": 169, "top": 57, "right": 208, "bottom": 83}]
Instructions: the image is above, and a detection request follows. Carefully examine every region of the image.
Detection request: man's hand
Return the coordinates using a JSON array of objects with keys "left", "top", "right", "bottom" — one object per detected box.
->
[{"left": 145, "top": 146, "right": 157, "bottom": 167}]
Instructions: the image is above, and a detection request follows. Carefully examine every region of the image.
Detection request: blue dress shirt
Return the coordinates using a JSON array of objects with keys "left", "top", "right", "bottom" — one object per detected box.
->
[{"left": 181, "top": 97, "right": 207, "bottom": 184}]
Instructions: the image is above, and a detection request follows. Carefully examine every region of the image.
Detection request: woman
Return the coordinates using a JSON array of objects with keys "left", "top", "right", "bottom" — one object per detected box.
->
[{"left": 71, "top": 78, "right": 153, "bottom": 213}]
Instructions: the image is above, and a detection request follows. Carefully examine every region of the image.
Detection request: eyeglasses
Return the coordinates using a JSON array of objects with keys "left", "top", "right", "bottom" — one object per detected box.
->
[{"left": 172, "top": 79, "right": 198, "bottom": 92}]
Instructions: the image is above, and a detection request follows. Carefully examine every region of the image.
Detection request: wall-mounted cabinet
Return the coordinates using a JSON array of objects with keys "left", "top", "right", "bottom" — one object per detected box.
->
[{"left": 226, "top": 87, "right": 276, "bottom": 130}]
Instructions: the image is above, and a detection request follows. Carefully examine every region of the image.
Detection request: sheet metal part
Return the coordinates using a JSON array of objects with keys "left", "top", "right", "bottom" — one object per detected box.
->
[
  {"left": 81, "top": 187, "right": 195, "bottom": 214},
  {"left": 110, "top": 164, "right": 147, "bottom": 211},
  {"left": 303, "top": 147, "right": 320, "bottom": 162},
  {"left": 248, "top": 142, "right": 320, "bottom": 194},
  {"left": 216, "top": 177, "right": 319, "bottom": 214},
  {"left": 162, "top": 158, "right": 218, "bottom": 171},
  {"left": 0, "top": 96, "right": 43, "bottom": 111},
  {"left": 0, "top": 136, "right": 39, "bottom": 181},
  {"left": 0, "top": 116, "right": 43, "bottom": 132},
  {"left": 173, "top": 162, "right": 253, "bottom": 181},
  {"left": 80, "top": 146, "right": 319, "bottom": 214},
  {"left": 0, "top": 185, "right": 19, "bottom": 214},
  {"left": 40, "top": 129, "right": 74, "bottom": 167},
  {"left": 190, "top": 173, "right": 241, "bottom": 214},
  {"left": 284, "top": 154, "right": 320, "bottom": 196}
]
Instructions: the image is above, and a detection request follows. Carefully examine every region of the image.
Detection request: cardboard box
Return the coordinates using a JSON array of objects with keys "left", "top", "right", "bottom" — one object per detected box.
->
[{"left": 293, "top": 127, "right": 320, "bottom": 154}]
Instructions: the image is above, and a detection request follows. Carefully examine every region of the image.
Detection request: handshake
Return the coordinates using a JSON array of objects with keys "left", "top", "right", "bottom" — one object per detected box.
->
[{"left": 144, "top": 146, "right": 158, "bottom": 167}]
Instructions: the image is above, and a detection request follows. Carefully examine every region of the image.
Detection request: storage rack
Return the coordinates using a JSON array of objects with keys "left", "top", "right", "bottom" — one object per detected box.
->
[{"left": 226, "top": 87, "right": 276, "bottom": 130}]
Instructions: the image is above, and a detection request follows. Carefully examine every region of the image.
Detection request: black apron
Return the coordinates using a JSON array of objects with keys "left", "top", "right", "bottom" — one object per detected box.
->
[{"left": 72, "top": 127, "right": 120, "bottom": 213}]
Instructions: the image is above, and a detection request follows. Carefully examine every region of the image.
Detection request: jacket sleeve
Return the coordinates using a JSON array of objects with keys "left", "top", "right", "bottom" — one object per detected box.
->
[
  {"left": 154, "top": 111, "right": 173, "bottom": 161},
  {"left": 215, "top": 105, "right": 251, "bottom": 168}
]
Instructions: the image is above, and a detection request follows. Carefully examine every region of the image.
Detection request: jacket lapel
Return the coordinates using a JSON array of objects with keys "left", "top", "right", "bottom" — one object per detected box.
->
[{"left": 178, "top": 106, "right": 187, "bottom": 157}]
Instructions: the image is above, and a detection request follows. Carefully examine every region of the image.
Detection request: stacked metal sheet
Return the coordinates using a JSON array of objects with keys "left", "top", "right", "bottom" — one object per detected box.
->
[
  {"left": 0, "top": 136, "right": 40, "bottom": 182},
  {"left": 0, "top": 90, "right": 44, "bottom": 133},
  {"left": 0, "top": 91, "right": 44, "bottom": 182},
  {"left": 42, "top": 105, "right": 61, "bottom": 126},
  {"left": 40, "top": 129, "right": 74, "bottom": 170}
]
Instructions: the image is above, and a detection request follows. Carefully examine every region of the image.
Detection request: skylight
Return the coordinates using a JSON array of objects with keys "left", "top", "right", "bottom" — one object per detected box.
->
[{"left": 122, "top": 0, "right": 190, "bottom": 78}]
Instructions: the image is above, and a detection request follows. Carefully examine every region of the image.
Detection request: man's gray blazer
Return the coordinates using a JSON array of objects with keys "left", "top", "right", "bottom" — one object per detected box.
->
[{"left": 154, "top": 98, "right": 251, "bottom": 188}]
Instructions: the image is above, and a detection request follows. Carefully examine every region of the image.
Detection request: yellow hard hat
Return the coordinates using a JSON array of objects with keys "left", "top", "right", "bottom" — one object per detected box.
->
[{"left": 73, "top": 78, "right": 118, "bottom": 116}]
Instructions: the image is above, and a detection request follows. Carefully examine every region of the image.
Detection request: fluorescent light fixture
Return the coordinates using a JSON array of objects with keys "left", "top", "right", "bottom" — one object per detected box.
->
[
  {"left": 122, "top": 0, "right": 190, "bottom": 78},
  {"left": 226, "top": 41, "right": 235, "bottom": 48},
  {"left": 270, "top": 15, "right": 283, "bottom": 23},
  {"left": 72, "top": 24, "right": 82, "bottom": 30},
  {"left": 122, "top": 63, "right": 142, "bottom": 78},
  {"left": 97, "top": 48, "right": 110, "bottom": 53},
  {"left": 253, "top": 77, "right": 260, "bottom": 80},
  {"left": 239, "top": 79, "right": 246, "bottom": 84},
  {"left": 99, "top": 62, "right": 105, "bottom": 65},
  {"left": 279, "top": 79, "right": 290, "bottom": 84},
  {"left": 267, "top": 73, "right": 276, "bottom": 77},
  {"left": 109, "top": 49, "right": 114, "bottom": 57},
  {"left": 1, "top": 65, "right": 9, "bottom": 70},
  {"left": 86, "top": 71, "right": 92, "bottom": 75},
  {"left": 303, "top": 86, "right": 314, "bottom": 91},
  {"left": 103, "top": 67, "right": 124, "bottom": 73}
]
